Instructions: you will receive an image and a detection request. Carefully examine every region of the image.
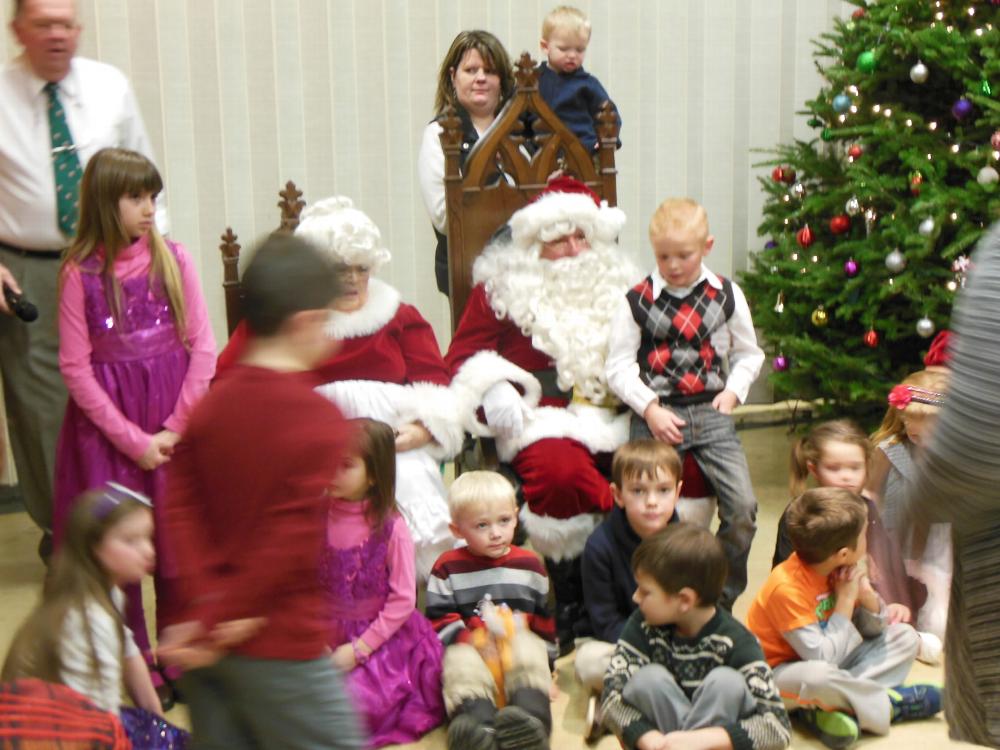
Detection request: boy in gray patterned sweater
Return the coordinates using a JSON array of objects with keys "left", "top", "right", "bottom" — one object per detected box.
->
[{"left": 601, "top": 524, "right": 791, "bottom": 750}]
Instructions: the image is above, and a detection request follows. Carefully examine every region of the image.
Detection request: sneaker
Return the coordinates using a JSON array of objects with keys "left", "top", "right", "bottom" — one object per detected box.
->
[
  {"left": 495, "top": 705, "right": 549, "bottom": 750},
  {"left": 796, "top": 707, "right": 859, "bottom": 749},
  {"left": 917, "top": 631, "right": 943, "bottom": 665},
  {"left": 448, "top": 714, "right": 497, "bottom": 750},
  {"left": 583, "top": 693, "right": 605, "bottom": 743},
  {"left": 889, "top": 684, "right": 943, "bottom": 722}
]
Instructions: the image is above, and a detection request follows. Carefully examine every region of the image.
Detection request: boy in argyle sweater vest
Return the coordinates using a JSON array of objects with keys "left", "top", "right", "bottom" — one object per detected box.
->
[{"left": 606, "top": 198, "right": 763, "bottom": 610}]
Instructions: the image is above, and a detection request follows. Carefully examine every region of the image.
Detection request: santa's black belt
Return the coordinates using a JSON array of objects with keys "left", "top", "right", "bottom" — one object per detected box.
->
[
  {"left": 660, "top": 391, "right": 719, "bottom": 407},
  {"left": 532, "top": 368, "right": 572, "bottom": 401}
]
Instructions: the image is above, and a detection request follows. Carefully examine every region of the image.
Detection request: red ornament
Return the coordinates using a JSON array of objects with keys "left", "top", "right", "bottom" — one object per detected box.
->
[
  {"left": 863, "top": 329, "right": 879, "bottom": 348},
  {"left": 848, "top": 144, "right": 863, "bottom": 159},
  {"left": 852, "top": 7, "right": 866, "bottom": 19},
  {"left": 830, "top": 215, "right": 851, "bottom": 234},
  {"left": 796, "top": 225, "right": 814, "bottom": 248},
  {"left": 771, "top": 166, "right": 784, "bottom": 182},
  {"left": 782, "top": 168, "right": 797, "bottom": 185}
]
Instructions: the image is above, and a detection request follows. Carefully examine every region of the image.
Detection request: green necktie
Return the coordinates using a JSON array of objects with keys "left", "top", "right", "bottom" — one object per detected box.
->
[{"left": 44, "top": 82, "right": 83, "bottom": 237}]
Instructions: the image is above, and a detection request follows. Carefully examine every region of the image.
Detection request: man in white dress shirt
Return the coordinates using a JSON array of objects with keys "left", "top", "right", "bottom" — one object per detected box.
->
[{"left": 0, "top": 0, "right": 164, "bottom": 557}]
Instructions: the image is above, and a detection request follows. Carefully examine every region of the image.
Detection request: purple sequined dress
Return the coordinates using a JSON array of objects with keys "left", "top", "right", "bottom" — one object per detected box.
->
[
  {"left": 53, "top": 242, "right": 188, "bottom": 665},
  {"left": 321, "top": 506, "right": 445, "bottom": 747},
  {"left": 120, "top": 706, "right": 189, "bottom": 749}
]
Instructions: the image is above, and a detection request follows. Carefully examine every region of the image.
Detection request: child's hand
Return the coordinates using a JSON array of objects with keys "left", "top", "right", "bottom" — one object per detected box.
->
[
  {"left": 211, "top": 617, "right": 267, "bottom": 648},
  {"left": 394, "top": 422, "right": 433, "bottom": 452},
  {"left": 157, "top": 621, "right": 223, "bottom": 670},
  {"left": 330, "top": 643, "right": 356, "bottom": 672},
  {"left": 643, "top": 402, "right": 686, "bottom": 445},
  {"left": 856, "top": 573, "right": 881, "bottom": 613},
  {"left": 136, "top": 430, "right": 180, "bottom": 471},
  {"left": 711, "top": 389, "right": 739, "bottom": 415},
  {"left": 831, "top": 565, "right": 860, "bottom": 611},
  {"left": 885, "top": 602, "right": 912, "bottom": 625}
]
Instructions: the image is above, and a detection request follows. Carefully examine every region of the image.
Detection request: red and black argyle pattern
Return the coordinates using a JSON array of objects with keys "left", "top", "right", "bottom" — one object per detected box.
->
[{"left": 625, "top": 275, "right": 735, "bottom": 399}]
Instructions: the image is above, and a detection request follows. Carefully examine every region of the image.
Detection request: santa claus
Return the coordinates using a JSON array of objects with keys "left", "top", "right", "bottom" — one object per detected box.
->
[{"left": 445, "top": 178, "right": 641, "bottom": 647}]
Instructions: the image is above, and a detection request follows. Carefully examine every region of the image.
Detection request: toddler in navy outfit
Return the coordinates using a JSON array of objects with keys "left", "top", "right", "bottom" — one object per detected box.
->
[{"left": 537, "top": 5, "right": 621, "bottom": 151}]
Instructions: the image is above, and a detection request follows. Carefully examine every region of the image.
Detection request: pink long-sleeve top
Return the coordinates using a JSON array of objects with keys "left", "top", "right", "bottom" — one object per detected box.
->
[
  {"left": 58, "top": 236, "right": 217, "bottom": 461},
  {"left": 327, "top": 498, "right": 417, "bottom": 653}
]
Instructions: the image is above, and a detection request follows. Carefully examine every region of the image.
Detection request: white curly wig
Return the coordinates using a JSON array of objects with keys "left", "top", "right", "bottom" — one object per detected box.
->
[{"left": 294, "top": 196, "right": 392, "bottom": 271}]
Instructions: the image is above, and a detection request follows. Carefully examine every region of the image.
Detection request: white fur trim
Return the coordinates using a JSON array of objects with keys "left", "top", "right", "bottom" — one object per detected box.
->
[
  {"left": 675, "top": 496, "right": 717, "bottom": 529},
  {"left": 325, "top": 277, "right": 400, "bottom": 339},
  {"left": 593, "top": 201, "right": 628, "bottom": 245},
  {"left": 519, "top": 506, "right": 602, "bottom": 561},
  {"left": 509, "top": 192, "right": 626, "bottom": 249},
  {"left": 396, "top": 381, "right": 466, "bottom": 460},
  {"left": 495, "top": 403, "right": 630, "bottom": 463},
  {"left": 505, "top": 631, "right": 553, "bottom": 695},
  {"left": 295, "top": 195, "right": 392, "bottom": 270},
  {"left": 442, "top": 643, "right": 495, "bottom": 715},
  {"left": 449, "top": 351, "right": 542, "bottom": 437}
]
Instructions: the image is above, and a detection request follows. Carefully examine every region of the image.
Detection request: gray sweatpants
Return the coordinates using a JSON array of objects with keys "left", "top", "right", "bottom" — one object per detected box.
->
[
  {"left": 623, "top": 664, "right": 756, "bottom": 732},
  {"left": 180, "top": 654, "right": 364, "bottom": 750},
  {"left": 773, "top": 622, "right": 919, "bottom": 735}
]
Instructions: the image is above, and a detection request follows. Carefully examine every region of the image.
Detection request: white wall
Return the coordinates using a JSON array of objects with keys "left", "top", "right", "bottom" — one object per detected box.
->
[{"left": 1, "top": 0, "right": 853, "bottom": 348}]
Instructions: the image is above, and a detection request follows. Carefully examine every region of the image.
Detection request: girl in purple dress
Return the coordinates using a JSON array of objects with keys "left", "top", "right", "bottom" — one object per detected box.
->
[
  {"left": 324, "top": 418, "right": 445, "bottom": 746},
  {"left": 3, "top": 484, "right": 189, "bottom": 749},
  {"left": 52, "top": 148, "right": 216, "bottom": 703}
]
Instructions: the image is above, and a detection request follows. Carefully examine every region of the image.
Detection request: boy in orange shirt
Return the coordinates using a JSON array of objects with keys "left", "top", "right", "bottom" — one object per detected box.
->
[{"left": 746, "top": 488, "right": 941, "bottom": 749}]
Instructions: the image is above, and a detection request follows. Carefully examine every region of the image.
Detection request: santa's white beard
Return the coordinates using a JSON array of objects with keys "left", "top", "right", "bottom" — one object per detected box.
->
[{"left": 483, "top": 242, "right": 637, "bottom": 403}]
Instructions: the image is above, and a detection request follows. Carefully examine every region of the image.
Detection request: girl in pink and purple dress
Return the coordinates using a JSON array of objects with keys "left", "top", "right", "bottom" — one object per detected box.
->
[
  {"left": 52, "top": 148, "right": 216, "bottom": 701},
  {"left": 324, "top": 418, "right": 445, "bottom": 747}
]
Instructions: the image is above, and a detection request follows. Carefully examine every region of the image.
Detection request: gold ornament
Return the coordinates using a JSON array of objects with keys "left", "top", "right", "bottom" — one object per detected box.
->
[{"left": 811, "top": 307, "right": 829, "bottom": 327}]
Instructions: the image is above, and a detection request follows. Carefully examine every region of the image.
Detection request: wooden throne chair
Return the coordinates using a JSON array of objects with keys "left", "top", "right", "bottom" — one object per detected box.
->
[{"left": 440, "top": 51, "right": 621, "bottom": 330}]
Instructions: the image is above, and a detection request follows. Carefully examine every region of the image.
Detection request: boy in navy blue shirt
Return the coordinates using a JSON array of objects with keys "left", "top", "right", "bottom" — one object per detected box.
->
[
  {"left": 577, "top": 439, "right": 682, "bottom": 740},
  {"left": 537, "top": 5, "right": 621, "bottom": 151}
]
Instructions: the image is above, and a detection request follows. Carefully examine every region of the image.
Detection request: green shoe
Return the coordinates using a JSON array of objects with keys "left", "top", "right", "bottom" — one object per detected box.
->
[{"left": 797, "top": 708, "right": 859, "bottom": 749}]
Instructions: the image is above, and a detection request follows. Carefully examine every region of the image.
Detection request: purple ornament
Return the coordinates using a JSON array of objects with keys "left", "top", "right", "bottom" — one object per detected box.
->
[
  {"left": 951, "top": 97, "right": 973, "bottom": 120},
  {"left": 765, "top": 240, "right": 778, "bottom": 249},
  {"left": 773, "top": 355, "right": 789, "bottom": 372},
  {"left": 844, "top": 258, "right": 859, "bottom": 277}
]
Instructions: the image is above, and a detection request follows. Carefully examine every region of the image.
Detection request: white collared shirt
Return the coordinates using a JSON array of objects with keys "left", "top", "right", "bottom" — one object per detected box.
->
[
  {"left": 0, "top": 55, "right": 167, "bottom": 250},
  {"left": 605, "top": 263, "right": 765, "bottom": 415}
]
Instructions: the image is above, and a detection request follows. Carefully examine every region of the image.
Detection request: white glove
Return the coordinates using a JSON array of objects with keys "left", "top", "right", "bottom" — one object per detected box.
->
[{"left": 482, "top": 381, "right": 527, "bottom": 439}]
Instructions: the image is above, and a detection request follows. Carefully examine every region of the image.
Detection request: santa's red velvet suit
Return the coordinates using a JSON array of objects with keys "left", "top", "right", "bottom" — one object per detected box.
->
[{"left": 446, "top": 189, "right": 638, "bottom": 566}]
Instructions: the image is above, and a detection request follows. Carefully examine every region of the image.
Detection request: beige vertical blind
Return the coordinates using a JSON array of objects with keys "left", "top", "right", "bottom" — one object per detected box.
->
[{"left": 1, "top": 0, "right": 852, "bottom": 347}]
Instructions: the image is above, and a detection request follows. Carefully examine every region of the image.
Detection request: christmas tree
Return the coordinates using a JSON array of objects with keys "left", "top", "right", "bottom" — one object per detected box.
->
[{"left": 740, "top": 0, "right": 1000, "bottom": 416}]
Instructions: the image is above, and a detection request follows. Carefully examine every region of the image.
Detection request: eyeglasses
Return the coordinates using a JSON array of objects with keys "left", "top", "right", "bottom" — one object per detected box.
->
[{"left": 336, "top": 264, "right": 370, "bottom": 280}]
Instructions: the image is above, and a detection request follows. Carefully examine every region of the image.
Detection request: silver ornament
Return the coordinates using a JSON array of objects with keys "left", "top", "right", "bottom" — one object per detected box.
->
[
  {"left": 909, "top": 61, "right": 929, "bottom": 84},
  {"left": 885, "top": 249, "right": 906, "bottom": 273},
  {"left": 774, "top": 293, "right": 785, "bottom": 314},
  {"left": 864, "top": 207, "right": 878, "bottom": 235},
  {"left": 978, "top": 166, "right": 1000, "bottom": 186},
  {"left": 919, "top": 217, "right": 935, "bottom": 236},
  {"left": 790, "top": 182, "right": 806, "bottom": 199},
  {"left": 845, "top": 196, "right": 861, "bottom": 216},
  {"left": 916, "top": 317, "right": 935, "bottom": 338}
]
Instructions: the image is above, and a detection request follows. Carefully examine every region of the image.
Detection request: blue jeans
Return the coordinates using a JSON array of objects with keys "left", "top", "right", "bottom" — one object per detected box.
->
[{"left": 631, "top": 403, "right": 757, "bottom": 608}]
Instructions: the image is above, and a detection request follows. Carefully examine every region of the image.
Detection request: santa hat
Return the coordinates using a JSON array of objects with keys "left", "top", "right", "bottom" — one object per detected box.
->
[
  {"left": 509, "top": 176, "right": 626, "bottom": 250},
  {"left": 295, "top": 196, "right": 391, "bottom": 270}
]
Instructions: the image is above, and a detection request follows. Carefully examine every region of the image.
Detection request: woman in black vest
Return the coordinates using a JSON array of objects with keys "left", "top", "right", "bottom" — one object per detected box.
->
[{"left": 417, "top": 30, "right": 514, "bottom": 295}]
